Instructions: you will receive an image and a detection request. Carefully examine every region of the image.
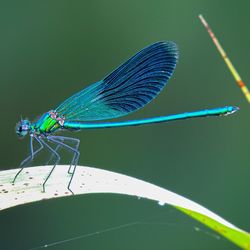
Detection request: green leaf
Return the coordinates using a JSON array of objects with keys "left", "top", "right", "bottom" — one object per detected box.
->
[{"left": 0, "top": 165, "right": 249, "bottom": 249}]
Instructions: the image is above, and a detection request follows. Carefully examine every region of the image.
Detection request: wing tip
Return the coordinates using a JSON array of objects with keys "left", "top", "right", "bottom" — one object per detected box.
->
[{"left": 157, "top": 40, "right": 179, "bottom": 60}]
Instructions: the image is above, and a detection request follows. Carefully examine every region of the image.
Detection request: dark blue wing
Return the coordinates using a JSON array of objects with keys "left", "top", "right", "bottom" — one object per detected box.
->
[{"left": 55, "top": 41, "right": 178, "bottom": 121}]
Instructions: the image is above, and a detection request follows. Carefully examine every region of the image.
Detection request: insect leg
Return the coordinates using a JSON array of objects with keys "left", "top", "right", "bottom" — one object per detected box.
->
[
  {"left": 30, "top": 136, "right": 34, "bottom": 160},
  {"left": 47, "top": 136, "right": 80, "bottom": 194},
  {"left": 49, "top": 136, "right": 80, "bottom": 174},
  {"left": 40, "top": 138, "right": 60, "bottom": 193},
  {"left": 46, "top": 143, "right": 62, "bottom": 165},
  {"left": 12, "top": 136, "right": 43, "bottom": 184}
]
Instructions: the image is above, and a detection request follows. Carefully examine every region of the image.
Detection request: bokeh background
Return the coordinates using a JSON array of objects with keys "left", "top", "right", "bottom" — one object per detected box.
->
[{"left": 0, "top": 1, "right": 249, "bottom": 249}]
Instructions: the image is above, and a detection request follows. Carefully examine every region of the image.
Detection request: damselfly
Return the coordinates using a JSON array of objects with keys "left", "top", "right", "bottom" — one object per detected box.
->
[{"left": 14, "top": 41, "right": 238, "bottom": 193}]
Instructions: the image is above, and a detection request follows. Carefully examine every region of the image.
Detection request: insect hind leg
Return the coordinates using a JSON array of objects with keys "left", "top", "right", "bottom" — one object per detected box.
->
[
  {"left": 48, "top": 136, "right": 80, "bottom": 174},
  {"left": 47, "top": 136, "right": 80, "bottom": 194}
]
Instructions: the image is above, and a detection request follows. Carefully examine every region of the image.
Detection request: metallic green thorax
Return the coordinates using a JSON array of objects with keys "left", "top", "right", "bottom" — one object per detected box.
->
[{"left": 33, "top": 111, "right": 62, "bottom": 135}]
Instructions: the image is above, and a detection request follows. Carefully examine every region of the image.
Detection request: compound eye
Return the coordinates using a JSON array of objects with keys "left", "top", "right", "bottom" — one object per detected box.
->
[
  {"left": 18, "top": 126, "right": 23, "bottom": 133},
  {"left": 16, "top": 120, "right": 30, "bottom": 137}
]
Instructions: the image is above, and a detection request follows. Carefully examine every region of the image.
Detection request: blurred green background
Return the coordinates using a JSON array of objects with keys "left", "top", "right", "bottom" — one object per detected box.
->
[{"left": 0, "top": 0, "right": 249, "bottom": 249}]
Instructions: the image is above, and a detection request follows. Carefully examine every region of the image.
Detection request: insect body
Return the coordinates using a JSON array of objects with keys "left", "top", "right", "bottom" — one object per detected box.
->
[
  {"left": 14, "top": 41, "right": 238, "bottom": 194},
  {"left": 37, "top": 111, "right": 65, "bottom": 133}
]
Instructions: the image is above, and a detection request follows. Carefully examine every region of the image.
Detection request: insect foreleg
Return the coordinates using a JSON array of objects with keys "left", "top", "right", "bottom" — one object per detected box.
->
[{"left": 12, "top": 136, "right": 44, "bottom": 184}]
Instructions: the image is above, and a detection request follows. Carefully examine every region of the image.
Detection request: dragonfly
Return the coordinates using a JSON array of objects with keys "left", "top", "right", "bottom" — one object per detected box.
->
[{"left": 14, "top": 41, "right": 238, "bottom": 194}]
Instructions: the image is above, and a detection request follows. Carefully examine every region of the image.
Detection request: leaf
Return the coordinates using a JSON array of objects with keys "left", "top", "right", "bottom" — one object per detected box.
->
[{"left": 0, "top": 165, "right": 249, "bottom": 249}]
